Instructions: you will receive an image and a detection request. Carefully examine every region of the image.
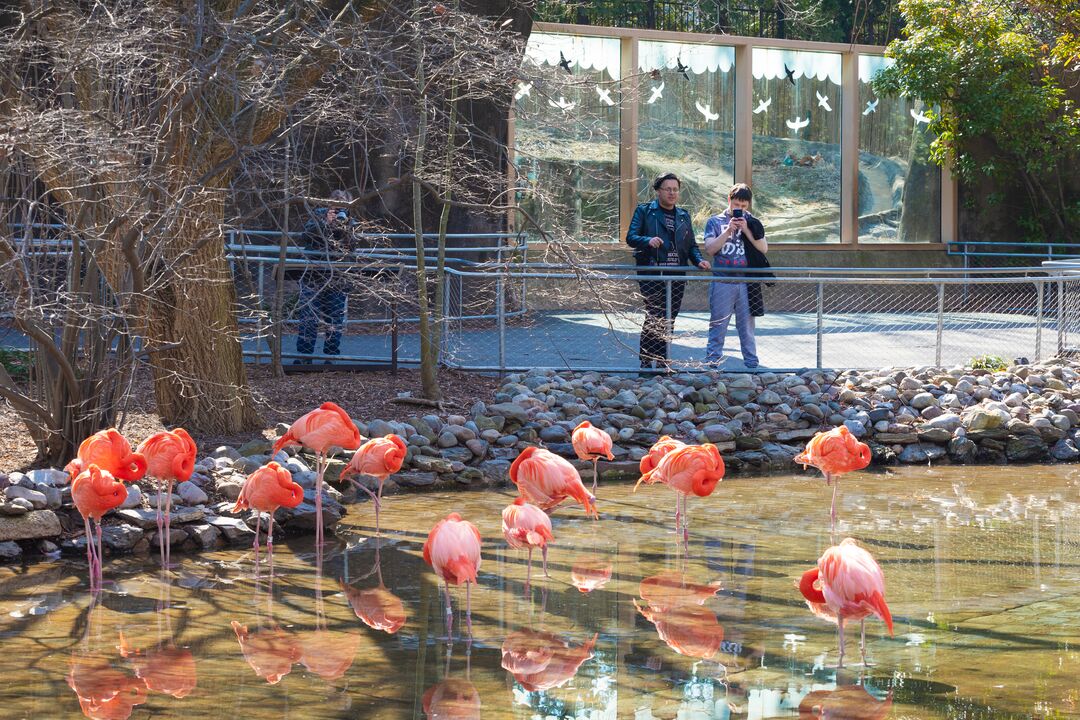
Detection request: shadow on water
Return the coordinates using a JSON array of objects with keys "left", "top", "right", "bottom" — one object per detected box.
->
[{"left": 0, "top": 466, "right": 1078, "bottom": 718}]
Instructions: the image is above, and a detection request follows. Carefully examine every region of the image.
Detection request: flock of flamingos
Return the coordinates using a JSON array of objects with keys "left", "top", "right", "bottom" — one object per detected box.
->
[{"left": 66, "top": 401, "right": 892, "bottom": 673}]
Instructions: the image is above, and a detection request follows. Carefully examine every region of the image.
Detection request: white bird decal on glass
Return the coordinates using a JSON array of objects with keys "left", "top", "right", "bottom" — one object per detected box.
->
[
  {"left": 595, "top": 86, "right": 615, "bottom": 106},
  {"left": 514, "top": 82, "right": 532, "bottom": 101},
  {"left": 863, "top": 98, "right": 879, "bottom": 115},
  {"left": 816, "top": 91, "right": 832, "bottom": 112},
  {"left": 910, "top": 108, "right": 932, "bottom": 124},
  {"left": 695, "top": 100, "right": 719, "bottom": 122},
  {"left": 785, "top": 116, "right": 810, "bottom": 133},
  {"left": 753, "top": 97, "right": 771, "bottom": 114},
  {"left": 647, "top": 81, "right": 665, "bottom": 104},
  {"left": 548, "top": 96, "right": 576, "bottom": 111}
]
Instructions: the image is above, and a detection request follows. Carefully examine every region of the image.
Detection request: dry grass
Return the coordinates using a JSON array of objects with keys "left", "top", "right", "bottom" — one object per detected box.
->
[{"left": 0, "top": 366, "right": 502, "bottom": 472}]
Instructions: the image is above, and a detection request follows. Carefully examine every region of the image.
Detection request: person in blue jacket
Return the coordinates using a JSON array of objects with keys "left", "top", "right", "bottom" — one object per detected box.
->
[{"left": 625, "top": 173, "right": 711, "bottom": 370}]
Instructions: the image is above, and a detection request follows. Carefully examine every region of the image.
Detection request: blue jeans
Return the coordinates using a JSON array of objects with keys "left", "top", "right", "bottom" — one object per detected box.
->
[
  {"left": 706, "top": 282, "right": 758, "bottom": 366},
  {"left": 296, "top": 283, "right": 346, "bottom": 356}
]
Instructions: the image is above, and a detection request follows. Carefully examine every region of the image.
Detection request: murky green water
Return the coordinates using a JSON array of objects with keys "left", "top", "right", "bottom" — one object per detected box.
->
[{"left": 1, "top": 466, "right": 1079, "bottom": 719}]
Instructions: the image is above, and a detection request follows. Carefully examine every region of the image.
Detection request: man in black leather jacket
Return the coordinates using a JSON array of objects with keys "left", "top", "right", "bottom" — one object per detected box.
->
[
  {"left": 625, "top": 172, "right": 711, "bottom": 370},
  {"left": 295, "top": 189, "right": 353, "bottom": 362}
]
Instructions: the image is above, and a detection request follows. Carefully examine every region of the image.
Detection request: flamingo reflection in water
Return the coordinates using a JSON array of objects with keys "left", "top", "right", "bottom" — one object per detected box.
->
[
  {"left": 635, "top": 570, "right": 725, "bottom": 660},
  {"left": 501, "top": 630, "right": 598, "bottom": 692},
  {"left": 117, "top": 572, "right": 197, "bottom": 700},
  {"left": 570, "top": 555, "right": 613, "bottom": 593},
  {"left": 423, "top": 638, "right": 480, "bottom": 719},
  {"left": 798, "top": 684, "right": 893, "bottom": 719},
  {"left": 66, "top": 600, "right": 147, "bottom": 720},
  {"left": 231, "top": 578, "right": 300, "bottom": 685},
  {"left": 339, "top": 544, "right": 407, "bottom": 634}
]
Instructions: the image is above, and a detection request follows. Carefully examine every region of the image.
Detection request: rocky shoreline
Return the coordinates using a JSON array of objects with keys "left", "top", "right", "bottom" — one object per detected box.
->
[{"left": 3, "top": 360, "right": 1080, "bottom": 565}]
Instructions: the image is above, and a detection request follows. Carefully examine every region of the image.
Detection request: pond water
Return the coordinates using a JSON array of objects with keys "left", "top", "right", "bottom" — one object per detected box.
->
[{"left": 1, "top": 465, "right": 1079, "bottom": 719}]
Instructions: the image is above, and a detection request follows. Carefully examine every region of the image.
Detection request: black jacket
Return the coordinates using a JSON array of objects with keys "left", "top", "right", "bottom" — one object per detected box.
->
[
  {"left": 625, "top": 200, "right": 705, "bottom": 271},
  {"left": 296, "top": 207, "right": 350, "bottom": 289}
]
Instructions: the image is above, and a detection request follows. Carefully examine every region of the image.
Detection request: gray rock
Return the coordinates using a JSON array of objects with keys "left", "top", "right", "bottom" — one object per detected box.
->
[
  {"left": 0, "top": 510, "right": 61, "bottom": 542},
  {"left": 0, "top": 500, "right": 29, "bottom": 516},
  {"left": 185, "top": 523, "right": 223, "bottom": 550},
  {"left": 757, "top": 390, "right": 782, "bottom": 405},
  {"left": 440, "top": 447, "right": 473, "bottom": 464},
  {"left": 27, "top": 469, "right": 69, "bottom": 487},
  {"left": 488, "top": 402, "right": 529, "bottom": 423},
  {"left": 478, "top": 460, "right": 512, "bottom": 486},
  {"left": 40, "top": 486, "right": 62, "bottom": 510},
  {"left": 150, "top": 528, "right": 187, "bottom": 549},
  {"left": 233, "top": 457, "right": 264, "bottom": 474},
  {"left": 4, "top": 486, "right": 47, "bottom": 510},
  {"left": 0, "top": 541, "right": 21, "bottom": 561},
  {"left": 120, "top": 484, "right": 143, "bottom": 510},
  {"left": 437, "top": 431, "right": 459, "bottom": 448},
  {"left": 923, "top": 413, "right": 962, "bottom": 432},
  {"left": 775, "top": 428, "right": 819, "bottom": 442},
  {"left": 117, "top": 506, "right": 204, "bottom": 530},
  {"left": 177, "top": 481, "right": 209, "bottom": 506},
  {"left": 843, "top": 420, "right": 867, "bottom": 438},
  {"left": 394, "top": 472, "right": 438, "bottom": 488},
  {"left": 1006, "top": 434, "right": 1049, "bottom": 461},
  {"left": 539, "top": 425, "right": 569, "bottom": 443},
  {"left": 367, "top": 419, "right": 395, "bottom": 438},
  {"left": 917, "top": 428, "right": 952, "bottom": 443},
  {"left": 216, "top": 481, "right": 244, "bottom": 502},
  {"left": 212, "top": 445, "right": 242, "bottom": 461},
  {"left": 207, "top": 516, "right": 257, "bottom": 544},
  {"left": 1050, "top": 438, "right": 1080, "bottom": 461},
  {"left": 213, "top": 457, "right": 235, "bottom": 473},
  {"left": 101, "top": 524, "right": 145, "bottom": 552},
  {"left": 867, "top": 408, "right": 892, "bottom": 424},
  {"left": 276, "top": 494, "right": 343, "bottom": 531},
  {"left": 963, "top": 408, "right": 1007, "bottom": 430},
  {"left": 702, "top": 424, "right": 735, "bottom": 443},
  {"left": 898, "top": 443, "right": 946, "bottom": 463},
  {"left": 465, "top": 439, "right": 489, "bottom": 458},
  {"left": 910, "top": 392, "right": 937, "bottom": 410},
  {"left": 947, "top": 436, "right": 977, "bottom": 463}
]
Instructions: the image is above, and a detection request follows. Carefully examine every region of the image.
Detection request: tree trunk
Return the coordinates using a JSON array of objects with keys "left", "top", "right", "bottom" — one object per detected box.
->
[{"left": 148, "top": 191, "right": 262, "bottom": 431}]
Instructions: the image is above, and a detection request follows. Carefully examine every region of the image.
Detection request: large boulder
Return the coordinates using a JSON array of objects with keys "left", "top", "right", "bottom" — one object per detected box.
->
[{"left": 0, "top": 510, "right": 61, "bottom": 542}]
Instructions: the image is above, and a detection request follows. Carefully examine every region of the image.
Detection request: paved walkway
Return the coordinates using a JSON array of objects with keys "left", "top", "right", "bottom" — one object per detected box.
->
[{"left": 241, "top": 309, "right": 1049, "bottom": 372}]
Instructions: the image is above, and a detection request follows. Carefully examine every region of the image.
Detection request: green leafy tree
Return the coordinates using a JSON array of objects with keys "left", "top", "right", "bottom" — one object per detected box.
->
[{"left": 874, "top": 0, "right": 1080, "bottom": 242}]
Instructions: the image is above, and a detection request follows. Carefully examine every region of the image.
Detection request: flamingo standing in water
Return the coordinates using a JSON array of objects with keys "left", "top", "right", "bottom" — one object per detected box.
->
[
  {"left": 137, "top": 428, "right": 197, "bottom": 568},
  {"left": 635, "top": 443, "right": 724, "bottom": 542},
  {"left": 635, "top": 436, "right": 686, "bottom": 489},
  {"left": 339, "top": 433, "right": 407, "bottom": 535},
  {"left": 72, "top": 465, "right": 128, "bottom": 591},
  {"left": 502, "top": 497, "right": 554, "bottom": 588},
  {"left": 273, "top": 402, "right": 362, "bottom": 547},
  {"left": 795, "top": 425, "right": 872, "bottom": 538},
  {"left": 798, "top": 537, "right": 894, "bottom": 667},
  {"left": 65, "top": 428, "right": 147, "bottom": 482},
  {"left": 509, "top": 446, "right": 597, "bottom": 518},
  {"left": 571, "top": 421, "right": 613, "bottom": 494},
  {"left": 233, "top": 462, "right": 304, "bottom": 564},
  {"left": 423, "top": 513, "right": 482, "bottom": 637}
]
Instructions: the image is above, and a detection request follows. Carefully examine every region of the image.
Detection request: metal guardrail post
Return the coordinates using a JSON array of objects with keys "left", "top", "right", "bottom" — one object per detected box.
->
[
  {"left": 815, "top": 282, "right": 824, "bottom": 369},
  {"left": 665, "top": 279, "right": 673, "bottom": 359},
  {"left": 497, "top": 275, "right": 506, "bottom": 376},
  {"left": 1035, "top": 280, "right": 1044, "bottom": 362},
  {"left": 935, "top": 283, "right": 945, "bottom": 366},
  {"left": 1058, "top": 280, "right": 1065, "bottom": 354}
]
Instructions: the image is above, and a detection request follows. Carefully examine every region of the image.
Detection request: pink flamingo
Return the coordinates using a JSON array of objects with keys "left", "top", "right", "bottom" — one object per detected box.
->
[
  {"left": 509, "top": 446, "right": 597, "bottom": 518},
  {"left": 635, "top": 443, "right": 724, "bottom": 542},
  {"left": 571, "top": 421, "right": 613, "bottom": 494},
  {"left": 501, "top": 497, "right": 554, "bottom": 587},
  {"left": 423, "top": 513, "right": 482, "bottom": 637},
  {"left": 798, "top": 537, "right": 894, "bottom": 668},
  {"left": 233, "top": 462, "right": 304, "bottom": 564},
  {"left": 137, "top": 428, "right": 197, "bottom": 568},
  {"left": 65, "top": 428, "right": 147, "bottom": 482},
  {"left": 794, "top": 426, "right": 872, "bottom": 539},
  {"left": 635, "top": 436, "right": 686, "bottom": 489},
  {"left": 72, "top": 465, "right": 127, "bottom": 592},
  {"left": 273, "top": 402, "right": 362, "bottom": 547},
  {"left": 339, "top": 433, "right": 407, "bottom": 535}
]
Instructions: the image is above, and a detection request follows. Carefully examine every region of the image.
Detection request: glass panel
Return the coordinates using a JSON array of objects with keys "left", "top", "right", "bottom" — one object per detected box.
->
[
  {"left": 859, "top": 55, "right": 942, "bottom": 243},
  {"left": 514, "top": 33, "right": 621, "bottom": 241},
  {"left": 635, "top": 41, "right": 736, "bottom": 231},
  {"left": 751, "top": 47, "right": 842, "bottom": 242}
]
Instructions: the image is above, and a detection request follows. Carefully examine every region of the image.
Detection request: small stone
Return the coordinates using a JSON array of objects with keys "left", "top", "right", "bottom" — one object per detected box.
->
[
  {"left": 177, "top": 481, "right": 209, "bottom": 505},
  {"left": 910, "top": 392, "right": 936, "bottom": 410},
  {"left": 923, "top": 413, "right": 962, "bottom": 432},
  {"left": 465, "top": 439, "right": 489, "bottom": 458},
  {"left": 701, "top": 424, "right": 734, "bottom": 443},
  {"left": 101, "top": 524, "right": 145, "bottom": 552},
  {"left": 0, "top": 541, "right": 22, "bottom": 561},
  {"left": 216, "top": 481, "right": 244, "bottom": 502},
  {"left": 437, "top": 431, "right": 459, "bottom": 448},
  {"left": 947, "top": 436, "right": 977, "bottom": 463},
  {"left": 539, "top": 425, "right": 569, "bottom": 443},
  {"left": 367, "top": 419, "right": 395, "bottom": 437},
  {"left": 27, "top": 469, "right": 69, "bottom": 487},
  {"left": 488, "top": 403, "right": 529, "bottom": 423},
  {"left": 120, "top": 484, "right": 143, "bottom": 509},
  {"left": 237, "top": 439, "right": 272, "bottom": 456},
  {"left": 843, "top": 420, "right": 866, "bottom": 438},
  {"left": 207, "top": 516, "right": 256, "bottom": 544},
  {"left": 0, "top": 500, "right": 29, "bottom": 516},
  {"left": 185, "top": 523, "right": 223, "bottom": 550},
  {"left": 212, "top": 446, "right": 242, "bottom": 461},
  {"left": 757, "top": 390, "right": 782, "bottom": 405},
  {"left": 4, "top": 486, "right": 47, "bottom": 510}
]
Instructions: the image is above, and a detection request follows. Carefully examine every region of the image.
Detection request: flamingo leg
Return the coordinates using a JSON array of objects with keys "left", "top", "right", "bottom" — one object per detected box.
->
[
  {"left": 525, "top": 546, "right": 533, "bottom": 593},
  {"left": 315, "top": 452, "right": 326, "bottom": 548},
  {"left": 674, "top": 495, "right": 682, "bottom": 536},
  {"left": 591, "top": 458, "right": 598, "bottom": 494},
  {"left": 465, "top": 580, "right": 473, "bottom": 638},
  {"left": 682, "top": 494, "right": 690, "bottom": 545},
  {"left": 443, "top": 581, "right": 453, "bottom": 640},
  {"left": 164, "top": 479, "right": 174, "bottom": 568},
  {"left": 253, "top": 514, "right": 262, "bottom": 555},
  {"left": 267, "top": 515, "right": 275, "bottom": 574},
  {"left": 376, "top": 479, "right": 385, "bottom": 536},
  {"left": 859, "top": 618, "right": 869, "bottom": 667},
  {"left": 83, "top": 517, "right": 96, "bottom": 591},
  {"left": 836, "top": 615, "right": 846, "bottom": 669},
  {"left": 829, "top": 477, "right": 838, "bottom": 543},
  {"left": 96, "top": 523, "right": 104, "bottom": 590},
  {"left": 155, "top": 482, "right": 164, "bottom": 567},
  {"left": 541, "top": 544, "right": 550, "bottom": 578}
]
